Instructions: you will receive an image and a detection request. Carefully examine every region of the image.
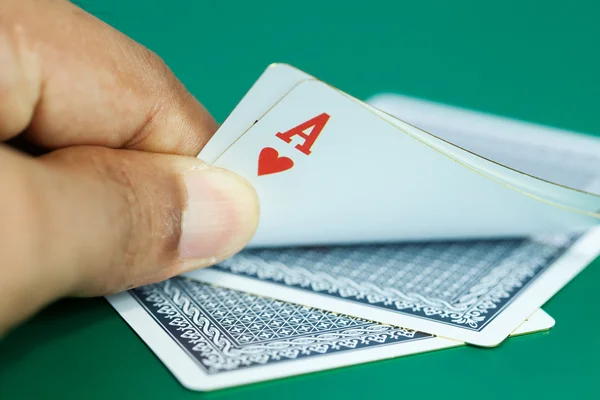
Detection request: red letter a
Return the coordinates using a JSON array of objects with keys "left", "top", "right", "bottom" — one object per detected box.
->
[{"left": 275, "top": 113, "right": 330, "bottom": 155}]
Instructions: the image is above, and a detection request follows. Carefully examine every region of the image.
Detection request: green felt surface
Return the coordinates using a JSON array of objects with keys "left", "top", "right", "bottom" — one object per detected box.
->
[{"left": 2, "top": 0, "right": 600, "bottom": 398}]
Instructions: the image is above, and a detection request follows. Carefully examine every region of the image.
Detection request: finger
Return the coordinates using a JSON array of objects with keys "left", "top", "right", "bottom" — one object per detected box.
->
[
  {"left": 0, "top": 0, "right": 217, "bottom": 155},
  {"left": 0, "top": 145, "right": 259, "bottom": 334}
]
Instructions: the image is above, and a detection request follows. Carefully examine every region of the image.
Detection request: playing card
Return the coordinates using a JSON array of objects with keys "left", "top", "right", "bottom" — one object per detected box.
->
[
  {"left": 187, "top": 228, "right": 600, "bottom": 347},
  {"left": 205, "top": 76, "right": 600, "bottom": 248},
  {"left": 107, "top": 277, "right": 552, "bottom": 391}
]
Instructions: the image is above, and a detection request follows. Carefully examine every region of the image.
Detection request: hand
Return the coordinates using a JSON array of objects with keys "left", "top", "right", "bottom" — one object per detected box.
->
[{"left": 0, "top": 0, "right": 259, "bottom": 334}]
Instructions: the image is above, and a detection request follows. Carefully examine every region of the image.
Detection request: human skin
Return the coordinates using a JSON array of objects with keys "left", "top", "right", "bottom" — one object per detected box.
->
[{"left": 0, "top": 0, "right": 260, "bottom": 334}]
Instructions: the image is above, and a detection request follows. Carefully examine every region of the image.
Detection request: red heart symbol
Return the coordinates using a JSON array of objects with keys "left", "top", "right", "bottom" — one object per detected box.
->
[{"left": 258, "top": 147, "right": 294, "bottom": 176}]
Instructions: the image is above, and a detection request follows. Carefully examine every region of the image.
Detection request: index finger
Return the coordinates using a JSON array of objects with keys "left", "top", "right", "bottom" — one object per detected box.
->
[{"left": 0, "top": 0, "right": 217, "bottom": 155}]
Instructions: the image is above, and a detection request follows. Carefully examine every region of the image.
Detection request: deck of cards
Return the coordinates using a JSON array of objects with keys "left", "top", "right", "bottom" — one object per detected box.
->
[{"left": 107, "top": 64, "right": 600, "bottom": 391}]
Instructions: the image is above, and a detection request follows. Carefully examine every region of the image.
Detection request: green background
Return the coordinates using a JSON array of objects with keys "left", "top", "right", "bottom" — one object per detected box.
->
[{"left": 1, "top": 0, "right": 600, "bottom": 398}]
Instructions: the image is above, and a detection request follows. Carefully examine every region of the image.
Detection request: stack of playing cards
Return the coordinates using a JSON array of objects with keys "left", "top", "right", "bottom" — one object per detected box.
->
[{"left": 108, "top": 64, "right": 600, "bottom": 391}]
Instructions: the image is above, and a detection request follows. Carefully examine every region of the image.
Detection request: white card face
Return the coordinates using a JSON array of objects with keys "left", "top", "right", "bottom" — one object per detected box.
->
[
  {"left": 187, "top": 228, "right": 600, "bottom": 347},
  {"left": 106, "top": 277, "right": 551, "bottom": 391},
  {"left": 208, "top": 79, "right": 599, "bottom": 248}
]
